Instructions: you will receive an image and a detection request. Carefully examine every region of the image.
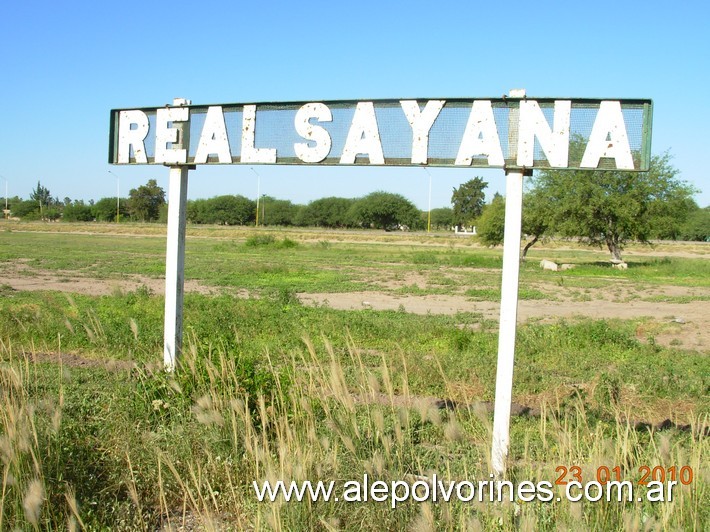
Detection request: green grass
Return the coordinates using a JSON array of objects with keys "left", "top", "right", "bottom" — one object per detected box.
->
[
  {"left": 0, "top": 226, "right": 708, "bottom": 529},
  {"left": 0, "top": 313, "right": 707, "bottom": 530}
]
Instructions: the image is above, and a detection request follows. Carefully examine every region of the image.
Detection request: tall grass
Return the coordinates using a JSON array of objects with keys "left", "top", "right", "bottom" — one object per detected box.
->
[{"left": 1, "top": 328, "right": 707, "bottom": 530}]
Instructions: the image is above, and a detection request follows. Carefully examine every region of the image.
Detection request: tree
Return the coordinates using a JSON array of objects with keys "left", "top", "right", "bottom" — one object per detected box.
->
[
  {"left": 29, "top": 181, "right": 56, "bottom": 220},
  {"left": 520, "top": 186, "right": 553, "bottom": 258},
  {"left": 475, "top": 190, "right": 551, "bottom": 258},
  {"left": 451, "top": 177, "right": 488, "bottom": 228},
  {"left": 93, "top": 197, "right": 127, "bottom": 222},
  {"left": 127, "top": 179, "right": 165, "bottom": 222},
  {"left": 428, "top": 207, "right": 454, "bottom": 230},
  {"left": 12, "top": 199, "right": 42, "bottom": 220},
  {"left": 62, "top": 200, "right": 94, "bottom": 222},
  {"left": 477, "top": 195, "right": 506, "bottom": 246},
  {"left": 533, "top": 153, "right": 696, "bottom": 261},
  {"left": 296, "top": 197, "right": 355, "bottom": 228},
  {"left": 261, "top": 198, "right": 299, "bottom": 226},
  {"left": 347, "top": 191, "right": 422, "bottom": 230},
  {"left": 29, "top": 181, "right": 53, "bottom": 207},
  {"left": 680, "top": 206, "right": 710, "bottom": 241}
]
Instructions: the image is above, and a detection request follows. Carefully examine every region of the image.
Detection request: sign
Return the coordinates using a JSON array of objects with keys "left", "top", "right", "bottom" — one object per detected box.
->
[
  {"left": 109, "top": 98, "right": 653, "bottom": 171},
  {"left": 108, "top": 93, "right": 653, "bottom": 480}
]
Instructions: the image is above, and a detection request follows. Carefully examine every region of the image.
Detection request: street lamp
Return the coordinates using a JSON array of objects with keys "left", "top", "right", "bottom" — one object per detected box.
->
[
  {"left": 108, "top": 170, "right": 120, "bottom": 223},
  {"left": 423, "top": 167, "right": 433, "bottom": 233}
]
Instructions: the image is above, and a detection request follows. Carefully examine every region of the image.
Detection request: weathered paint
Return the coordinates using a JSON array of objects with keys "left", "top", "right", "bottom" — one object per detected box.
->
[
  {"left": 517, "top": 100, "right": 571, "bottom": 168},
  {"left": 340, "top": 101, "right": 385, "bottom": 165},
  {"left": 294, "top": 102, "right": 333, "bottom": 163},
  {"left": 155, "top": 107, "right": 189, "bottom": 164},
  {"left": 581, "top": 100, "right": 634, "bottom": 169},
  {"left": 401, "top": 99, "right": 445, "bottom": 164},
  {"left": 194, "top": 106, "right": 231, "bottom": 163},
  {"left": 111, "top": 97, "right": 651, "bottom": 171},
  {"left": 241, "top": 104, "right": 277, "bottom": 163},
  {"left": 455, "top": 100, "right": 505, "bottom": 166},
  {"left": 117, "top": 110, "right": 149, "bottom": 163}
]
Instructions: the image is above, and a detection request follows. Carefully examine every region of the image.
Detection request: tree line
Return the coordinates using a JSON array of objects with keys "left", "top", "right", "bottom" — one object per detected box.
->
[
  {"left": 474, "top": 153, "right": 709, "bottom": 260},
  {"left": 5, "top": 152, "right": 709, "bottom": 257},
  {"left": 5, "top": 180, "right": 443, "bottom": 230}
]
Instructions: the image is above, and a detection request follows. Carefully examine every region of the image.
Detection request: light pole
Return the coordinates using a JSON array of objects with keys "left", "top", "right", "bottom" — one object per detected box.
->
[
  {"left": 108, "top": 170, "right": 120, "bottom": 223},
  {"left": 423, "top": 167, "right": 433, "bottom": 233}
]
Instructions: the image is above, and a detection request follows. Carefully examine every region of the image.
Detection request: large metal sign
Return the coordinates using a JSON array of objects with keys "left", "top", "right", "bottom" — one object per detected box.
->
[
  {"left": 109, "top": 93, "right": 652, "bottom": 480},
  {"left": 109, "top": 98, "right": 653, "bottom": 171}
]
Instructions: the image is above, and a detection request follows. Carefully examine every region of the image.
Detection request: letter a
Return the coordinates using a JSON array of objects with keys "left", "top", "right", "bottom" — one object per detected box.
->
[{"left": 580, "top": 101, "right": 634, "bottom": 170}]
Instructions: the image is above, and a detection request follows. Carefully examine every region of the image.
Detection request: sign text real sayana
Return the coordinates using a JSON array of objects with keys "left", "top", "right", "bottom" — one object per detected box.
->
[{"left": 117, "top": 100, "right": 635, "bottom": 170}]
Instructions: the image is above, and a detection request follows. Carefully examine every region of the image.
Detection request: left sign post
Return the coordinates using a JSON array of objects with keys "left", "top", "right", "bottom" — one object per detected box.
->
[{"left": 162, "top": 98, "right": 192, "bottom": 371}]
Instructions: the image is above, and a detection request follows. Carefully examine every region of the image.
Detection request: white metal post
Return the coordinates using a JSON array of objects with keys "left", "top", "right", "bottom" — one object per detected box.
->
[
  {"left": 490, "top": 169, "right": 525, "bottom": 477},
  {"left": 163, "top": 98, "right": 191, "bottom": 371},
  {"left": 164, "top": 165, "right": 189, "bottom": 371},
  {"left": 490, "top": 89, "right": 527, "bottom": 477}
]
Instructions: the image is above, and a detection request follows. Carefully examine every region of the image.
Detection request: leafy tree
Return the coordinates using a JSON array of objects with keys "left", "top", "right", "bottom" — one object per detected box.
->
[
  {"left": 520, "top": 185, "right": 553, "bottom": 258},
  {"left": 451, "top": 177, "right": 488, "bottom": 228},
  {"left": 127, "top": 179, "right": 165, "bottom": 222},
  {"left": 428, "top": 207, "right": 454, "bottom": 230},
  {"left": 647, "top": 196, "right": 698, "bottom": 240},
  {"left": 187, "top": 195, "right": 255, "bottom": 225},
  {"left": 477, "top": 195, "right": 506, "bottom": 246},
  {"left": 261, "top": 197, "right": 299, "bottom": 226},
  {"left": 92, "top": 197, "right": 126, "bottom": 222},
  {"left": 296, "top": 197, "right": 355, "bottom": 228},
  {"left": 12, "top": 199, "right": 42, "bottom": 220},
  {"left": 348, "top": 191, "right": 422, "bottom": 230},
  {"left": 62, "top": 200, "right": 94, "bottom": 222},
  {"left": 30, "top": 181, "right": 53, "bottom": 206},
  {"left": 3, "top": 196, "right": 21, "bottom": 218},
  {"left": 534, "top": 153, "right": 696, "bottom": 261},
  {"left": 680, "top": 206, "right": 710, "bottom": 241}
]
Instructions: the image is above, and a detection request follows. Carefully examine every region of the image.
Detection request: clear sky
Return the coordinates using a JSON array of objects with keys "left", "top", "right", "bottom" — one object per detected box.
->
[{"left": 1, "top": 0, "right": 708, "bottom": 210}]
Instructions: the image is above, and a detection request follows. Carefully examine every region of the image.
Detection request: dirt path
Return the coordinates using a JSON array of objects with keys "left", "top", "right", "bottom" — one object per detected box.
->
[
  {"left": 1, "top": 259, "right": 707, "bottom": 350},
  {"left": 298, "top": 291, "right": 709, "bottom": 350}
]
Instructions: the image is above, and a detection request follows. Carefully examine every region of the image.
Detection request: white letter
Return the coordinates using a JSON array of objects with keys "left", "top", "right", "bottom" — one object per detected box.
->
[
  {"left": 517, "top": 100, "right": 571, "bottom": 167},
  {"left": 536, "top": 481, "right": 554, "bottom": 502},
  {"left": 390, "top": 481, "right": 410, "bottom": 509},
  {"left": 342, "top": 481, "right": 362, "bottom": 502},
  {"left": 517, "top": 481, "right": 536, "bottom": 502},
  {"left": 411, "top": 480, "right": 430, "bottom": 502},
  {"left": 666, "top": 480, "right": 677, "bottom": 502},
  {"left": 370, "top": 480, "right": 388, "bottom": 502},
  {"left": 455, "top": 481, "right": 475, "bottom": 502},
  {"left": 584, "top": 481, "right": 604, "bottom": 502},
  {"left": 340, "top": 102, "right": 385, "bottom": 165},
  {"left": 401, "top": 99, "right": 445, "bottom": 164},
  {"left": 646, "top": 481, "right": 665, "bottom": 502},
  {"left": 117, "top": 110, "right": 149, "bottom": 163},
  {"left": 580, "top": 101, "right": 634, "bottom": 170},
  {"left": 241, "top": 105, "right": 277, "bottom": 163},
  {"left": 294, "top": 103, "right": 332, "bottom": 163},
  {"left": 155, "top": 107, "right": 188, "bottom": 164},
  {"left": 194, "top": 106, "right": 232, "bottom": 163},
  {"left": 455, "top": 101, "right": 504, "bottom": 166},
  {"left": 566, "top": 481, "right": 583, "bottom": 502}
]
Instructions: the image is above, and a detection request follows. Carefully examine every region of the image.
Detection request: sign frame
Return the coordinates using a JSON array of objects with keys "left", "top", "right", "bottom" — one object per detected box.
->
[
  {"left": 109, "top": 96, "right": 653, "bottom": 172},
  {"left": 109, "top": 92, "right": 653, "bottom": 480}
]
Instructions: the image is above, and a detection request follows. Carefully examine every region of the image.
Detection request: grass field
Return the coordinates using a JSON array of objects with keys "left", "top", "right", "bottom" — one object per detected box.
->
[{"left": 0, "top": 221, "right": 708, "bottom": 530}]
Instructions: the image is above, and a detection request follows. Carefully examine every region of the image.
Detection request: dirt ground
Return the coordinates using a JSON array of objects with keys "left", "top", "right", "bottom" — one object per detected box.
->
[
  {"left": 1, "top": 253, "right": 708, "bottom": 351},
  {"left": 299, "top": 290, "right": 709, "bottom": 351}
]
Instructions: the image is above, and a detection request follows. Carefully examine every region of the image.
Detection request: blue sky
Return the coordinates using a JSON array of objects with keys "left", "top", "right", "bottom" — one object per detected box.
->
[{"left": 1, "top": 0, "right": 708, "bottom": 210}]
